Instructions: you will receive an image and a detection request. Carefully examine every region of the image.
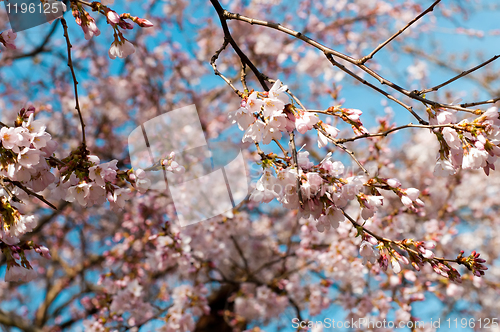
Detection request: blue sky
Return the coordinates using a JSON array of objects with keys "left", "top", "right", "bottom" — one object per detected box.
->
[{"left": 1, "top": 0, "right": 500, "bottom": 331}]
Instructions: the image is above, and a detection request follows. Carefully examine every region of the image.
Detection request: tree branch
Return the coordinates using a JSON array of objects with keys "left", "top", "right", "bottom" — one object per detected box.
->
[
  {"left": 60, "top": 18, "right": 87, "bottom": 152},
  {"left": 419, "top": 54, "right": 500, "bottom": 94},
  {"left": 358, "top": 0, "right": 442, "bottom": 64}
]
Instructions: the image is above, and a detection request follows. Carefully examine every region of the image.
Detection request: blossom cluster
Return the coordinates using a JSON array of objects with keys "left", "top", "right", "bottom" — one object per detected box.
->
[
  {"left": 231, "top": 80, "right": 319, "bottom": 144},
  {"left": 0, "top": 109, "right": 57, "bottom": 242},
  {"left": 432, "top": 107, "right": 500, "bottom": 176},
  {"left": 226, "top": 78, "right": 493, "bottom": 286},
  {"left": 230, "top": 80, "right": 369, "bottom": 147},
  {"left": 250, "top": 151, "right": 425, "bottom": 234},
  {"left": 70, "top": 1, "right": 153, "bottom": 60},
  {"left": 162, "top": 284, "right": 210, "bottom": 332},
  {"left": 50, "top": 151, "right": 132, "bottom": 208}
]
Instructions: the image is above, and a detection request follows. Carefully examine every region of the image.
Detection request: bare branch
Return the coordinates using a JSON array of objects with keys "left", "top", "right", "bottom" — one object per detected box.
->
[
  {"left": 3, "top": 179, "right": 57, "bottom": 210},
  {"left": 460, "top": 97, "right": 500, "bottom": 108},
  {"left": 419, "top": 54, "right": 500, "bottom": 94},
  {"left": 359, "top": 0, "right": 442, "bottom": 64},
  {"left": 210, "top": 0, "right": 269, "bottom": 91},
  {"left": 60, "top": 18, "right": 87, "bottom": 152},
  {"left": 210, "top": 38, "right": 242, "bottom": 96},
  {"left": 324, "top": 54, "right": 427, "bottom": 124},
  {"left": 222, "top": 7, "right": 481, "bottom": 116},
  {"left": 0, "top": 310, "right": 43, "bottom": 332},
  {"left": 335, "top": 122, "right": 470, "bottom": 144},
  {"left": 222, "top": 9, "right": 356, "bottom": 64}
]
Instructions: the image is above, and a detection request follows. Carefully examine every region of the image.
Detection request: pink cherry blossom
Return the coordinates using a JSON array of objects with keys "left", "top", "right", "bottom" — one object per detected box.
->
[
  {"left": 109, "top": 37, "right": 135, "bottom": 59},
  {"left": 295, "top": 111, "right": 319, "bottom": 134},
  {"left": 106, "top": 10, "right": 121, "bottom": 24}
]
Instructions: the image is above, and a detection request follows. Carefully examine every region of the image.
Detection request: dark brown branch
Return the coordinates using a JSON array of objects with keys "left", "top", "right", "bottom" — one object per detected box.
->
[
  {"left": 60, "top": 18, "right": 87, "bottom": 151},
  {"left": 210, "top": 0, "right": 269, "bottom": 91},
  {"left": 3, "top": 179, "right": 57, "bottom": 210}
]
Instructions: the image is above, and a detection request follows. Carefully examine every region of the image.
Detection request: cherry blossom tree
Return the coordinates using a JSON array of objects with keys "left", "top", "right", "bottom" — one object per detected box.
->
[{"left": 0, "top": 0, "right": 499, "bottom": 331}]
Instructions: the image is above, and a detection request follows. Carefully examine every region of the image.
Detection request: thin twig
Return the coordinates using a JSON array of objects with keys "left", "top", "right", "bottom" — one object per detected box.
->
[
  {"left": 4, "top": 179, "right": 57, "bottom": 210},
  {"left": 210, "top": 0, "right": 269, "bottom": 91},
  {"left": 335, "top": 122, "right": 469, "bottom": 144},
  {"left": 419, "top": 54, "right": 500, "bottom": 94},
  {"left": 315, "top": 125, "right": 369, "bottom": 175},
  {"left": 325, "top": 53, "right": 427, "bottom": 124},
  {"left": 358, "top": 0, "right": 442, "bottom": 64},
  {"left": 210, "top": 38, "right": 242, "bottom": 96},
  {"left": 273, "top": 139, "right": 289, "bottom": 157},
  {"left": 60, "top": 18, "right": 87, "bottom": 152},
  {"left": 460, "top": 97, "right": 500, "bottom": 108},
  {"left": 403, "top": 45, "right": 496, "bottom": 97},
  {"left": 230, "top": 235, "right": 250, "bottom": 274}
]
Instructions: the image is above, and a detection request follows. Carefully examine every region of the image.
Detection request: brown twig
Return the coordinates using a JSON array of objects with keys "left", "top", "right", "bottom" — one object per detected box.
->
[
  {"left": 60, "top": 18, "right": 87, "bottom": 152},
  {"left": 324, "top": 53, "right": 427, "bottom": 124},
  {"left": 419, "top": 54, "right": 500, "bottom": 94},
  {"left": 315, "top": 125, "right": 370, "bottom": 175},
  {"left": 3, "top": 179, "right": 57, "bottom": 210},
  {"left": 358, "top": 0, "right": 442, "bottom": 64},
  {"left": 335, "top": 122, "right": 469, "bottom": 144},
  {"left": 460, "top": 97, "right": 500, "bottom": 108},
  {"left": 403, "top": 45, "right": 496, "bottom": 97},
  {"left": 210, "top": 0, "right": 269, "bottom": 91},
  {"left": 210, "top": 38, "right": 242, "bottom": 97}
]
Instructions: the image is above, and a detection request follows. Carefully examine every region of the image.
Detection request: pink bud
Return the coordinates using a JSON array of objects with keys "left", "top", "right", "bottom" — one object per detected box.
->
[
  {"left": 137, "top": 18, "right": 154, "bottom": 28},
  {"left": 39, "top": 246, "right": 51, "bottom": 259},
  {"left": 386, "top": 178, "right": 401, "bottom": 188},
  {"left": 107, "top": 10, "right": 121, "bottom": 24}
]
